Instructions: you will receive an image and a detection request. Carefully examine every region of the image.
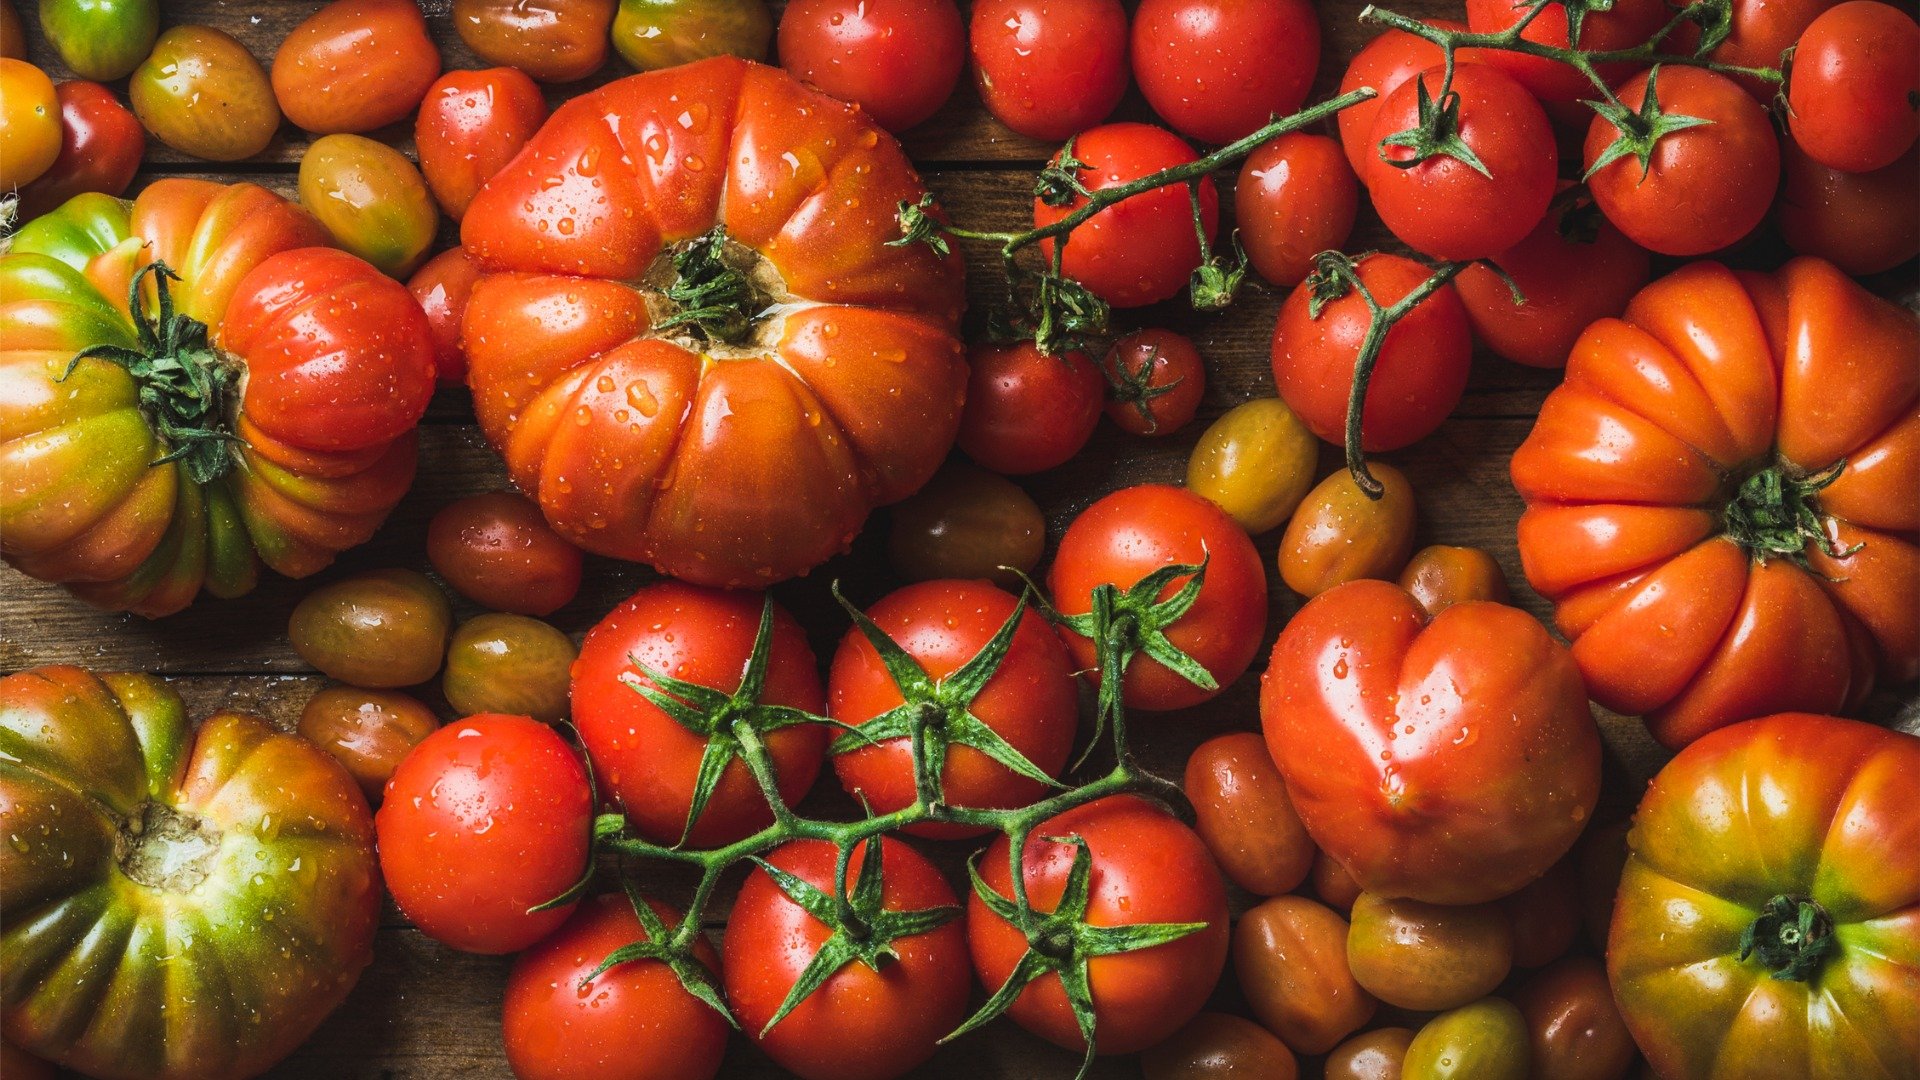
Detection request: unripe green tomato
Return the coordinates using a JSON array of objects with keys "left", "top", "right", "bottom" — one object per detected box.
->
[
  {"left": 129, "top": 25, "right": 279, "bottom": 161},
  {"left": 39, "top": 0, "right": 157, "bottom": 80},
  {"left": 1186, "top": 397, "right": 1319, "bottom": 535},
  {"left": 1404, "top": 998, "right": 1530, "bottom": 1080},
  {"left": 290, "top": 569, "right": 453, "bottom": 688},
  {"left": 612, "top": 0, "right": 773, "bottom": 71},
  {"left": 298, "top": 133, "right": 438, "bottom": 277},
  {"left": 443, "top": 613, "right": 577, "bottom": 723}
]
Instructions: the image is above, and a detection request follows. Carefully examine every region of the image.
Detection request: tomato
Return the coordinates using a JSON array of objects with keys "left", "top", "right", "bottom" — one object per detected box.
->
[
  {"left": 1047, "top": 484, "right": 1267, "bottom": 712},
  {"left": 297, "top": 685, "right": 441, "bottom": 803},
  {"left": 1511, "top": 258, "right": 1919, "bottom": 747},
  {"left": 1184, "top": 732, "right": 1315, "bottom": 896},
  {"left": 1670, "top": 0, "right": 1835, "bottom": 95},
  {"left": 1500, "top": 857, "right": 1580, "bottom": 968},
  {"left": 1142, "top": 1013, "right": 1299, "bottom": 1080},
  {"left": 571, "top": 582, "right": 829, "bottom": 846},
  {"left": 129, "top": 26, "right": 280, "bottom": 161},
  {"left": 969, "top": 0, "right": 1128, "bottom": 141},
  {"left": 0, "top": 0, "right": 21, "bottom": 58},
  {"left": 1312, "top": 849, "right": 1363, "bottom": 914},
  {"left": 377, "top": 713, "right": 592, "bottom": 953},
  {"left": 36, "top": 0, "right": 156, "bottom": 81},
  {"left": 1130, "top": 0, "right": 1320, "bottom": 144},
  {"left": 828, "top": 579, "right": 1078, "bottom": 838},
  {"left": 957, "top": 341, "right": 1104, "bottom": 474},
  {"left": 408, "top": 245, "right": 486, "bottom": 384},
  {"left": 1033, "top": 122, "right": 1219, "bottom": 309},
  {"left": 1234, "top": 895, "right": 1376, "bottom": 1055},
  {"left": 1186, "top": 397, "right": 1319, "bottom": 535},
  {"left": 1100, "top": 328, "right": 1204, "bottom": 437},
  {"left": 1261, "top": 579, "right": 1603, "bottom": 904},
  {"left": 1236, "top": 133, "right": 1358, "bottom": 288},
  {"left": 15, "top": 80, "right": 145, "bottom": 219},
  {"left": 725, "top": 837, "right": 969, "bottom": 1080},
  {"left": 1336, "top": 21, "right": 1461, "bottom": 176},
  {"left": 289, "top": 569, "right": 452, "bottom": 688},
  {"left": 1575, "top": 820, "right": 1629, "bottom": 951},
  {"left": 0, "top": 59, "right": 58, "bottom": 190},
  {"left": 777, "top": 0, "right": 964, "bottom": 132},
  {"left": 416, "top": 66, "right": 549, "bottom": 220},
  {"left": 1271, "top": 252, "right": 1472, "bottom": 452},
  {"left": 1, "top": 183, "right": 435, "bottom": 615},
  {"left": 1325, "top": 1028, "right": 1415, "bottom": 1080},
  {"left": 504, "top": 893, "right": 728, "bottom": 1080},
  {"left": 452, "top": 0, "right": 615, "bottom": 83},
  {"left": 444, "top": 613, "right": 578, "bottom": 723},
  {"left": 1779, "top": 137, "right": 1920, "bottom": 275},
  {"left": 1514, "top": 956, "right": 1635, "bottom": 1080},
  {"left": 614, "top": 0, "right": 773, "bottom": 71},
  {"left": 969, "top": 796, "right": 1230, "bottom": 1055},
  {"left": 1280, "top": 463, "right": 1418, "bottom": 598},
  {"left": 1346, "top": 893, "right": 1514, "bottom": 1012},
  {"left": 298, "top": 134, "right": 439, "bottom": 277},
  {"left": 1787, "top": 1, "right": 1920, "bottom": 173},
  {"left": 1584, "top": 66, "right": 1779, "bottom": 256},
  {"left": 1404, "top": 999, "right": 1529, "bottom": 1080},
  {"left": 885, "top": 461, "right": 1046, "bottom": 589},
  {"left": 1398, "top": 544, "right": 1510, "bottom": 617},
  {"left": 271, "top": 0, "right": 439, "bottom": 134},
  {"left": 461, "top": 58, "right": 967, "bottom": 588},
  {"left": 0, "top": 1043, "right": 54, "bottom": 1080},
  {"left": 1465, "top": 0, "right": 1672, "bottom": 123},
  {"left": 0, "top": 666, "right": 379, "bottom": 1080},
  {"left": 426, "top": 490, "right": 584, "bottom": 616}
]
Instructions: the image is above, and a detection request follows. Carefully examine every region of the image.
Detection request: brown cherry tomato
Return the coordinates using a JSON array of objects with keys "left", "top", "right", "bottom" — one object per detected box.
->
[
  {"left": 612, "top": 0, "right": 775, "bottom": 70},
  {"left": 1326, "top": 1027, "right": 1415, "bottom": 1080},
  {"left": 452, "top": 0, "right": 616, "bottom": 83},
  {"left": 1185, "top": 732, "right": 1315, "bottom": 896},
  {"left": 0, "top": 0, "right": 23, "bottom": 59},
  {"left": 426, "top": 491, "right": 585, "bottom": 616},
  {"left": 442, "top": 613, "right": 577, "bottom": 723},
  {"left": 1515, "top": 956, "right": 1636, "bottom": 1080},
  {"left": 1397, "top": 545, "right": 1510, "bottom": 617},
  {"left": 1279, "top": 463, "right": 1417, "bottom": 598},
  {"left": 0, "top": 59, "right": 60, "bottom": 190},
  {"left": 1347, "top": 893, "right": 1515, "bottom": 1012},
  {"left": 297, "top": 686, "right": 441, "bottom": 803},
  {"left": 298, "top": 133, "right": 439, "bottom": 277},
  {"left": 1102, "top": 328, "right": 1206, "bottom": 437},
  {"left": 1404, "top": 998, "right": 1530, "bottom": 1080},
  {"left": 1313, "top": 849, "right": 1363, "bottom": 914},
  {"left": 1778, "top": 135, "right": 1920, "bottom": 276},
  {"left": 884, "top": 461, "right": 1045, "bottom": 590},
  {"left": 1234, "top": 895, "right": 1377, "bottom": 1055},
  {"left": 416, "top": 67, "right": 549, "bottom": 220},
  {"left": 129, "top": 26, "right": 280, "bottom": 161},
  {"left": 272, "top": 0, "right": 440, "bottom": 134},
  {"left": 1142, "top": 1012, "right": 1300, "bottom": 1080},
  {"left": 408, "top": 246, "right": 485, "bottom": 384},
  {"left": 1237, "top": 132, "right": 1359, "bottom": 287},
  {"left": 1501, "top": 858, "right": 1580, "bottom": 968},
  {"left": 16, "top": 80, "right": 145, "bottom": 218},
  {"left": 289, "top": 569, "right": 453, "bottom": 688},
  {"left": 1186, "top": 397, "right": 1320, "bottom": 535}
]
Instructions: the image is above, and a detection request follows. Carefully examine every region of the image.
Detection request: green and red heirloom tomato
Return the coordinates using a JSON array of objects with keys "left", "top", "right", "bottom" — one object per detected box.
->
[
  {"left": 1464, "top": 0, "right": 1671, "bottom": 123},
  {"left": 1236, "top": 132, "right": 1359, "bottom": 288},
  {"left": 425, "top": 490, "right": 584, "bottom": 615},
  {"left": 1184, "top": 732, "right": 1316, "bottom": 897},
  {"left": 0, "top": 666, "right": 379, "bottom": 1080},
  {"left": 460, "top": 57, "right": 967, "bottom": 588},
  {"left": 884, "top": 461, "right": 1046, "bottom": 589},
  {"left": 1233, "top": 895, "right": 1376, "bottom": 1054},
  {"left": 614, "top": 0, "right": 773, "bottom": 71},
  {"left": 376, "top": 713, "right": 593, "bottom": 954},
  {"left": 297, "top": 685, "right": 441, "bottom": 803},
  {"left": 297, "top": 134, "right": 439, "bottom": 278},
  {"left": 1403, "top": 998, "right": 1530, "bottom": 1080},
  {"left": 1102, "top": 328, "right": 1205, "bottom": 437},
  {"left": 1514, "top": 956, "right": 1636, "bottom": 1080},
  {"left": 1512, "top": 258, "right": 1919, "bottom": 748},
  {"left": 1279, "top": 463, "right": 1418, "bottom": 598},
  {"left": 271, "top": 0, "right": 440, "bottom": 134},
  {"left": 1398, "top": 544, "right": 1511, "bottom": 617},
  {"left": 1345, "top": 893, "right": 1514, "bottom": 1012},
  {"left": 37, "top": 0, "right": 157, "bottom": 81},
  {"left": 1610, "top": 713, "right": 1920, "bottom": 1078},
  {"left": 957, "top": 340, "right": 1104, "bottom": 474},
  {"left": 1142, "top": 1013, "right": 1299, "bottom": 1080},
  {"left": 15, "top": 80, "right": 146, "bottom": 220},
  {"left": 406, "top": 246, "right": 486, "bottom": 384},
  {"left": 1336, "top": 21, "right": 1460, "bottom": 177},
  {"left": 968, "top": 0, "right": 1129, "bottom": 141},
  {"left": 1778, "top": 138, "right": 1920, "bottom": 276},
  {"left": 1787, "top": 1, "right": 1920, "bottom": 174},
  {"left": 0, "top": 58, "right": 58, "bottom": 191},
  {"left": 0, "top": 183, "right": 435, "bottom": 616},
  {"left": 1184, "top": 396, "right": 1320, "bottom": 535},
  {"left": 452, "top": 0, "right": 614, "bottom": 83},
  {"left": 1129, "top": 0, "right": 1321, "bottom": 145},
  {"left": 288, "top": 569, "right": 453, "bottom": 688},
  {"left": 129, "top": 26, "right": 280, "bottom": 161},
  {"left": 777, "top": 0, "right": 964, "bottom": 132},
  {"left": 415, "top": 66, "right": 549, "bottom": 221},
  {"left": 1261, "top": 579, "right": 1603, "bottom": 905},
  {"left": 443, "top": 613, "right": 578, "bottom": 723}
]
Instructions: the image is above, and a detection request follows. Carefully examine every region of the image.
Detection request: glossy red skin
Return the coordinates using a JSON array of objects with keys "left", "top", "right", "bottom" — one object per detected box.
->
[
  {"left": 376, "top": 714, "right": 593, "bottom": 954},
  {"left": 1260, "top": 580, "right": 1603, "bottom": 905},
  {"left": 829, "top": 579, "right": 1078, "bottom": 839},
  {"left": 969, "top": 0, "right": 1128, "bottom": 141},
  {"left": 1236, "top": 132, "right": 1358, "bottom": 288},
  {"left": 725, "top": 838, "right": 969, "bottom": 1080},
  {"left": 504, "top": 894, "right": 727, "bottom": 1080},
  {"left": 1336, "top": 21, "right": 1463, "bottom": 177},
  {"left": 571, "top": 582, "right": 828, "bottom": 846},
  {"left": 426, "top": 490, "right": 584, "bottom": 616},
  {"left": 969, "top": 796, "right": 1230, "bottom": 1054},
  {"left": 1129, "top": 0, "right": 1321, "bottom": 144},
  {"left": 416, "top": 67, "right": 549, "bottom": 220},
  {"left": 1102, "top": 328, "right": 1205, "bottom": 437},
  {"left": 1584, "top": 66, "right": 1780, "bottom": 256},
  {"left": 1366, "top": 64, "right": 1557, "bottom": 262},
  {"left": 1514, "top": 956, "right": 1636, "bottom": 1080},
  {"left": 1271, "top": 252, "right": 1472, "bottom": 452},
  {"left": 1778, "top": 137, "right": 1920, "bottom": 275},
  {"left": 957, "top": 341, "right": 1104, "bottom": 474},
  {"left": 1787, "top": 1, "right": 1920, "bottom": 173},
  {"left": 16, "top": 80, "right": 144, "bottom": 219},
  {"left": 271, "top": 0, "right": 441, "bottom": 134},
  {"left": 1047, "top": 484, "right": 1267, "bottom": 712},
  {"left": 1466, "top": 0, "right": 1673, "bottom": 123},
  {"left": 778, "top": 0, "right": 964, "bottom": 131},
  {"left": 406, "top": 245, "right": 484, "bottom": 384},
  {"left": 1670, "top": 0, "right": 1837, "bottom": 98},
  {"left": 1033, "top": 122, "right": 1219, "bottom": 309}
]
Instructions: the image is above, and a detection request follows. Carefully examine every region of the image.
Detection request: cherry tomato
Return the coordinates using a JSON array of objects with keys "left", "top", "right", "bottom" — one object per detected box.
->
[
  {"left": 1514, "top": 956, "right": 1637, "bottom": 1080},
  {"left": 1669, "top": 0, "right": 1838, "bottom": 98},
  {"left": 377, "top": 714, "right": 593, "bottom": 953},
  {"left": 1130, "top": 0, "right": 1321, "bottom": 144},
  {"left": 1142, "top": 1013, "right": 1299, "bottom": 1080},
  {"left": 1279, "top": 464, "right": 1418, "bottom": 599},
  {"left": 289, "top": 569, "right": 453, "bottom": 688},
  {"left": 15, "top": 80, "right": 145, "bottom": 219},
  {"left": 1584, "top": 66, "right": 1780, "bottom": 256},
  {"left": 1102, "top": 328, "right": 1205, "bottom": 437},
  {"left": 1778, "top": 137, "right": 1920, "bottom": 274},
  {"left": 0, "top": 59, "right": 59, "bottom": 191},
  {"left": 452, "top": 0, "right": 615, "bottom": 83},
  {"left": 1271, "top": 253, "right": 1473, "bottom": 452},
  {"left": 1185, "top": 732, "right": 1315, "bottom": 896},
  {"left": 416, "top": 67, "right": 549, "bottom": 220},
  {"left": 427, "top": 491, "right": 585, "bottom": 616},
  {"left": 297, "top": 686, "right": 441, "bottom": 803},
  {"left": 1236, "top": 133, "right": 1358, "bottom": 288},
  {"left": 1047, "top": 484, "right": 1268, "bottom": 712},
  {"left": 1398, "top": 544, "right": 1511, "bottom": 617},
  {"left": 1501, "top": 858, "right": 1580, "bottom": 968},
  {"left": 1336, "top": 21, "right": 1461, "bottom": 176},
  {"left": 969, "top": 0, "right": 1128, "bottom": 141},
  {"left": 1312, "top": 850, "right": 1363, "bottom": 914},
  {"left": 503, "top": 893, "right": 728, "bottom": 1080},
  {"left": 408, "top": 246, "right": 487, "bottom": 385},
  {"left": 1234, "top": 895, "right": 1376, "bottom": 1055},
  {"left": 129, "top": 26, "right": 279, "bottom": 161},
  {"left": 0, "top": 0, "right": 23, "bottom": 59},
  {"left": 957, "top": 341, "right": 1104, "bottom": 474},
  {"left": 37, "top": 0, "right": 156, "bottom": 81},
  {"left": 1465, "top": 0, "right": 1673, "bottom": 123},
  {"left": 1404, "top": 998, "right": 1530, "bottom": 1080},
  {"left": 1788, "top": 1, "right": 1920, "bottom": 173},
  {"left": 444, "top": 613, "right": 577, "bottom": 723},
  {"left": 613, "top": 0, "right": 774, "bottom": 71},
  {"left": 1346, "top": 893, "right": 1515, "bottom": 1012},
  {"left": 272, "top": 0, "right": 440, "bottom": 134},
  {"left": 777, "top": 0, "right": 964, "bottom": 132},
  {"left": 885, "top": 462, "right": 1046, "bottom": 589},
  {"left": 1325, "top": 1027, "right": 1415, "bottom": 1080},
  {"left": 1034, "top": 122, "right": 1219, "bottom": 309},
  {"left": 1186, "top": 397, "right": 1320, "bottom": 535},
  {"left": 298, "top": 133, "right": 438, "bottom": 277}
]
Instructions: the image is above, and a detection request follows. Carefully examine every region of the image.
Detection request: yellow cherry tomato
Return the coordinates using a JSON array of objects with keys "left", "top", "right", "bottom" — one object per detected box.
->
[
  {"left": 0, "top": 59, "right": 60, "bottom": 190},
  {"left": 1186, "top": 397, "right": 1321, "bottom": 535},
  {"left": 298, "top": 133, "right": 439, "bottom": 277},
  {"left": 1278, "top": 462, "right": 1417, "bottom": 598},
  {"left": 129, "top": 26, "right": 280, "bottom": 161}
]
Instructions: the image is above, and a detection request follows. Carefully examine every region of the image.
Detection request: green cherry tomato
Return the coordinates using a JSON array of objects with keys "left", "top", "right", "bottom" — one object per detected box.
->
[
  {"left": 1404, "top": 998, "right": 1530, "bottom": 1080},
  {"left": 612, "top": 0, "right": 773, "bottom": 70},
  {"left": 38, "top": 0, "right": 158, "bottom": 81},
  {"left": 297, "top": 133, "right": 438, "bottom": 277},
  {"left": 289, "top": 569, "right": 453, "bottom": 688},
  {"left": 1186, "top": 396, "right": 1320, "bottom": 535},
  {"left": 129, "top": 25, "right": 280, "bottom": 161},
  {"left": 442, "top": 613, "right": 577, "bottom": 723}
]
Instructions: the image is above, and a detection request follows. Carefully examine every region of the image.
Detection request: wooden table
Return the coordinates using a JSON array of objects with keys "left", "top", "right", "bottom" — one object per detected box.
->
[{"left": 4, "top": 2, "right": 1915, "bottom": 1077}]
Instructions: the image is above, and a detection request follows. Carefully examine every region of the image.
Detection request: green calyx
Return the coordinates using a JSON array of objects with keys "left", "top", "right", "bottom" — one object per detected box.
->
[
  {"left": 1033, "top": 140, "right": 1096, "bottom": 208},
  {"left": 1721, "top": 459, "right": 1862, "bottom": 567},
  {"left": 580, "top": 877, "right": 735, "bottom": 1025},
  {"left": 1584, "top": 67, "right": 1715, "bottom": 181},
  {"left": 1186, "top": 178, "right": 1247, "bottom": 313},
  {"left": 654, "top": 226, "right": 768, "bottom": 346},
  {"left": 1378, "top": 76, "right": 1492, "bottom": 178},
  {"left": 1738, "top": 895, "right": 1838, "bottom": 983},
  {"left": 1103, "top": 344, "right": 1186, "bottom": 435}
]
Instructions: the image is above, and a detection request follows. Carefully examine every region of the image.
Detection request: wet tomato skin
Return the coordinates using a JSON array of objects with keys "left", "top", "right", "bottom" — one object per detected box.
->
[
  {"left": 415, "top": 67, "right": 550, "bottom": 220},
  {"left": 289, "top": 569, "right": 453, "bottom": 688},
  {"left": 408, "top": 246, "right": 488, "bottom": 385},
  {"left": 128, "top": 26, "right": 281, "bottom": 162},
  {"left": 885, "top": 462, "right": 1046, "bottom": 589},
  {"left": 297, "top": 686, "right": 441, "bottom": 803},
  {"left": 1102, "top": 328, "right": 1206, "bottom": 437},
  {"left": 1279, "top": 464, "right": 1418, "bottom": 599},
  {"left": 777, "top": 0, "right": 965, "bottom": 132},
  {"left": 957, "top": 341, "right": 1104, "bottom": 475},
  {"left": 1234, "top": 894, "right": 1377, "bottom": 1055},
  {"left": 15, "top": 80, "right": 145, "bottom": 218},
  {"left": 452, "top": 0, "right": 615, "bottom": 83},
  {"left": 272, "top": 0, "right": 441, "bottom": 134},
  {"left": 1184, "top": 732, "right": 1316, "bottom": 896},
  {"left": 1142, "top": 1013, "right": 1299, "bottom": 1080},
  {"left": 969, "top": 0, "right": 1129, "bottom": 140},
  {"left": 426, "top": 491, "right": 584, "bottom": 616},
  {"left": 1236, "top": 132, "right": 1359, "bottom": 287},
  {"left": 443, "top": 613, "right": 578, "bottom": 723}
]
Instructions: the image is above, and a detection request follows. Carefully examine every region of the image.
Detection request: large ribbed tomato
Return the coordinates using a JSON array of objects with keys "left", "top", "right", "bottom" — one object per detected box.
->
[
  {"left": 1512, "top": 258, "right": 1918, "bottom": 749},
  {"left": 461, "top": 56, "right": 966, "bottom": 587},
  {"left": 0, "top": 183, "right": 435, "bottom": 617}
]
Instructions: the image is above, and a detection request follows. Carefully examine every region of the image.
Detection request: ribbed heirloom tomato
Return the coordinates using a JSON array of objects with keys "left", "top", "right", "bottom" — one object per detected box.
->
[{"left": 461, "top": 57, "right": 967, "bottom": 587}]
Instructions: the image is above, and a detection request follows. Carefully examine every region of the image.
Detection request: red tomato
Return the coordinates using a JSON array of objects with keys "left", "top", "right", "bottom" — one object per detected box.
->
[
  {"left": 1270, "top": 252, "right": 1473, "bottom": 452},
  {"left": 1778, "top": 137, "right": 1920, "bottom": 275},
  {"left": 15, "top": 80, "right": 144, "bottom": 218},
  {"left": 969, "top": 0, "right": 1128, "bottom": 141},
  {"left": 271, "top": 0, "right": 441, "bottom": 134},
  {"left": 1336, "top": 21, "right": 1461, "bottom": 177},
  {"left": 778, "top": 0, "right": 965, "bottom": 131},
  {"left": 1047, "top": 484, "right": 1268, "bottom": 712},
  {"left": 504, "top": 894, "right": 728, "bottom": 1080},
  {"left": 1034, "top": 122, "right": 1219, "bottom": 309},
  {"left": 1129, "top": 0, "right": 1321, "bottom": 144},
  {"left": 416, "top": 67, "right": 550, "bottom": 220},
  {"left": 426, "top": 490, "right": 584, "bottom": 616},
  {"left": 1235, "top": 132, "right": 1358, "bottom": 288},
  {"left": 407, "top": 245, "right": 485, "bottom": 384},
  {"left": 957, "top": 340, "right": 1104, "bottom": 474},
  {"left": 1787, "top": 1, "right": 1920, "bottom": 173},
  {"left": 725, "top": 837, "right": 970, "bottom": 1080},
  {"left": 1101, "top": 328, "right": 1206, "bottom": 437},
  {"left": 1465, "top": 0, "right": 1672, "bottom": 123},
  {"left": 376, "top": 714, "right": 593, "bottom": 954},
  {"left": 572, "top": 582, "right": 829, "bottom": 846},
  {"left": 1669, "top": 0, "right": 1837, "bottom": 98},
  {"left": 828, "top": 579, "right": 1079, "bottom": 839}
]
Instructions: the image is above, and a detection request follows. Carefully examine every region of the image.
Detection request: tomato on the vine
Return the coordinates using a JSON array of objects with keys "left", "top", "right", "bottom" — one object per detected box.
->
[
  {"left": 1778, "top": 137, "right": 1920, "bottom": 275},
  {"left": 778, "top": 0, "right": 965, "bottom": 132},
  {"left": 1787, "top": 0, "right": 1920, "bottom": 173},
  {"left": 1668, "top": 0, "right": 1837, "bottom": 98},
  {"left": 957, "top": 341, "right": 1104, "bottom": 474},
  {"left": 1465, "top": 0, "right": 1672, "bottom": 123},
  {"left": 1336, "top": 21, "right": 1461, "bottom": 176},
  {"left": 1236, "top": 133, "right": 1358, "bottom": 288},
  {"left": 969, "top": 0, "right": 1128, "bottom": 141},
  {"left": 15, "top": 79, "right": 144, "bottom": 218},
  {"left": 415, "top": 66, "right": 549, "bottom": 220},
  {"left": 1129, "top": 0, "right": 1321, "bottom": 144},
  {"left": 1102, "top": 328, "right": 1206, "bottom": 437},
  {"left": 427, "top": 490, "right": 585, "bottom": 616},
  {"left": 407, "top": 245, "right": 485, "bottom": 384},
  {"left": 271, "top": 0, "right": 440, "bottom": 134}
]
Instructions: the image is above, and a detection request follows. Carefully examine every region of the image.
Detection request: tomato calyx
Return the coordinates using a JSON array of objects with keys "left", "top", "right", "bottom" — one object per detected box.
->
[
  {"left": 116, "top": 800, "right": 220, "bottom": 892},
  {"left": 1584, "top": 67, "right": 1716, "bottom": 181},
  {"left": 1721, "top": 458, "right": 1863, "bottom": 567},
  {"left": 1033, "top": 141, "right": 1097, "bottom": 208},
  {"left": 582, "top": 876, "right": 736, "bottom": 1024},
  {"left": 1103, "top": 343, "right": 1186, "bottom": 434},
  {"left": 650, "top": 226, "right": 772, "bottom": 346},
  {"left": 1379, "top": 74, "right": 1493, "bottom": 177},
  {"left": 1737, "top": 895, "right": 1838, "bottom": 982}
]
